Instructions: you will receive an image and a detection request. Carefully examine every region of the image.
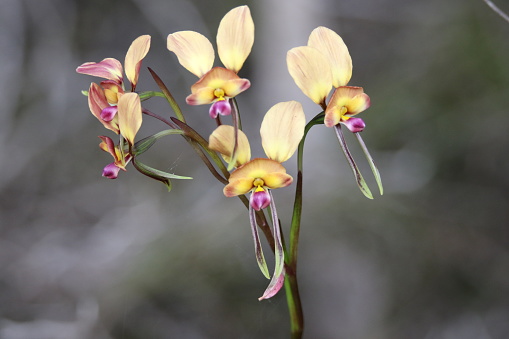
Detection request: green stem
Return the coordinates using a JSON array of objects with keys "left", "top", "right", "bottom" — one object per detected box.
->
[{"left": 284, "top": 112, "right": 324, "bottom": 339}]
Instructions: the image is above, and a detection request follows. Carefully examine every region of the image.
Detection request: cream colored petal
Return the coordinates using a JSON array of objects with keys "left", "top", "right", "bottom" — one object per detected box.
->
[
  {"left": 117, "top": 93, "right": 142, "bottom": 145},
  {"left": 167, "top": 31, "right": 214, "bottom": 77},
  {"left": 209, "top": 125, "right": 251, "bottom": 167},
  {"left": 287, "top": 46, "right": 332, "bottom": 106},
  {"left": 324, "top": 105, "right": 342, "bottom": 127},
  {"left": 124, "top": 35, "right": 151, "bottom": 87},
  {"left": 308, "top": 26, "right": 352, "bottom": 87},
  {"left": 260, "top": 101, "right": 306, "bottom": 163},
  {"left": 217, "top": 5, "right": 254, "bottom": 73}
]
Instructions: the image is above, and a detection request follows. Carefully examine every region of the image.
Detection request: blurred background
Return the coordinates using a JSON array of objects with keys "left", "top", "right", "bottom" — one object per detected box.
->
[{"left": 1, "top": 0, "right": 509, "bottom": 338}]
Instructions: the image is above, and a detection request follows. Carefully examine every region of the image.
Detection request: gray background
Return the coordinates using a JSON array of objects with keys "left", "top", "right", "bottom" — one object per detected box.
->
[{"left": 1, "top": 0, "right": 509, "bottom": 338}]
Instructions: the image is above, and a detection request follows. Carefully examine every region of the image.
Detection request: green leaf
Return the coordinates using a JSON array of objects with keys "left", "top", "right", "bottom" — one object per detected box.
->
[{"left": 132, "top": 157, "right": 191, "bottom": 192}]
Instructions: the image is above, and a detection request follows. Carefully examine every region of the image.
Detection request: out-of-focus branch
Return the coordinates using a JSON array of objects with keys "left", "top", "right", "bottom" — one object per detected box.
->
[{"left": 483, "top": 0, "right": 509, "bottom": 24}]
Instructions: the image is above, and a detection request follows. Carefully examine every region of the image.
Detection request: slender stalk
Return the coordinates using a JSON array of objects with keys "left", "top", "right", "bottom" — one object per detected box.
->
[
  {"left": 483, "top": 0, "right": 509, "bottom": 23},
  {"left": 142, "top": 108, "right": 178, "bottom": 129},
  {"left": 284, "top": 113, "right": 324, "bottom": 338}
]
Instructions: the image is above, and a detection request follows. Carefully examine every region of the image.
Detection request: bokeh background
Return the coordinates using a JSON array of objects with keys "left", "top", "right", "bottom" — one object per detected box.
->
[{"left": 2, "top": 0, "right": 509, "bottom": 338}]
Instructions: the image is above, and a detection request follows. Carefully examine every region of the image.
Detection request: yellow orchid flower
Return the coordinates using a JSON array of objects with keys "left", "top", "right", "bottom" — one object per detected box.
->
[
  {"left": 98, "top": 136, "right": 132, "bottom": 179},
  {"left": 287, "top": 26, "right": 370, "bottom": 131},
  {"left": 287, "top": 27, "right": 382, "bottom": 198},
  {"left": 167, "top": 6, "right": 254, "bottom": 118},
  {"left": 209, "top": 101, "right": 306, "bottom": 300}
]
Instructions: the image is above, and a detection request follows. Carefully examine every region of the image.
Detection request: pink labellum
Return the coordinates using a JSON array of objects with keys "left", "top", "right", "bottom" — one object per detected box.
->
[
  {"left": 102, "top": 163, "right": 121, "bottom": 179},
  {"left": 342, "top": 117, "right": 365, "bottom": 132},
  {"left": 250, "top": 189, "right": 271, "bottom": 211},
  {"left": 209, "top": 99, "right": 232, "bottom": 119},
  {"left": 100, "top": 106, "right": 118, "bottom": 122}
]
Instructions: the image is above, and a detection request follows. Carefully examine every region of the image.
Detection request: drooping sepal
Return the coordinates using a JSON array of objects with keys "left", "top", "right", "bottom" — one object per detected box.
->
[
  {"left": 355, "top": 133, "right": 383, "bottom": 195},
  {"left": 258, "top": 191, "right": 285, "bottom": 300},
  {"left": 334, "top": 125, "right": 373, "bottom": 199},
  {"left": 249, "top": 204, "right": 270, "bottom": 279}
]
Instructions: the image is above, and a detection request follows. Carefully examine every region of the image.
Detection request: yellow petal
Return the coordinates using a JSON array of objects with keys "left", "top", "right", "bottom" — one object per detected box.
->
[
  {"left": 167, "top": 31, "right": 214, "bottom": 77},
  {"left": 263, "top": 172, "right": 293, "bottom": 189},
  {"left": 260, "top": 101, "right": 306, "bottom": 163},
  {"left": 308, "top": 27, "right": 352, "bottom": 87},
  {"left": 224, "top": 177, "right": 255, "bottom": 197},
  {"left": 224, "top": 158, "right": 291, "bottom": 196},
  {"left": 287, "top": 46, "right": 332, "bottom": 106},
  {"left": 209, "top": 125, "right": 251, "bottom": 167},
  {"left": 117, "top": 93, "right": 142, "bottom": 145},
  {"left": 124, "top": 35, "right": 151, "bottom": 87},
  {"left": 217, "top": 5, "right": 255, "bottom": 73},
  {"left": 186, "top": 87, "right": 215, "bottom": 105}
]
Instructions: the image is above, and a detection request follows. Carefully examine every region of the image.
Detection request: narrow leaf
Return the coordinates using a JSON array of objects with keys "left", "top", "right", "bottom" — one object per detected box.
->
[
  {"left": 355, "top": 133, "right": 383, "bottom": 195},
  {"left": 334, "top": 125, "right": 373, "bottom": 199},
  {"left": 133, "top": 129, "right": 184, "bottom": 155},
  {"left": 249, "top": 204, "right": 270, "bottom": 279},
  {"left": 148, "top": 67, "right": 185, "bottom": 122}
]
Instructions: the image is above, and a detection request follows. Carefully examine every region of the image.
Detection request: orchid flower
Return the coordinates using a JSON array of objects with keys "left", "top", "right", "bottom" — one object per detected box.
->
[
  {"left": 209, "top": 101, "right": 306, "bottom": 300},
  {"left": 287, "top": 27, "right": 382, "bottom": 197},
  {"left": 167, "top": 5, "right": 253, "bottom": 119},
  {"left": 98, "top": 93, "right": 142, "bottom": 178},
  {"left": 77, "top": 35, "right": 151, "bottom": 127}
]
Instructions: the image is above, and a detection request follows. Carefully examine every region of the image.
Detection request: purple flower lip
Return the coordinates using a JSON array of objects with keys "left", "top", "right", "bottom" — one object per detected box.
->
[
  {"left": 250, "top": 189, "right": 271, "bottom": 211},
  {"left": 209, "top": 99, "right": 231, "bottom": 119}
]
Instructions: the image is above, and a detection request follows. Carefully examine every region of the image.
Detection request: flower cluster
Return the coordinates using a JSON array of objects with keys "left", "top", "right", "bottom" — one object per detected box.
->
[{"left": 76, "top": 5, "right": 382, "bottom": 309}]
